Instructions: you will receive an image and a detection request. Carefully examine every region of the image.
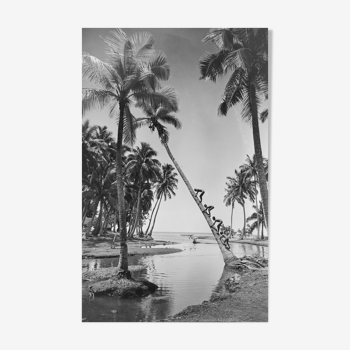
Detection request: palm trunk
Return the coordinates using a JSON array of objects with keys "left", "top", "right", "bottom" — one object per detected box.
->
[
  {"left": 255, "top": 182, "right": 260, "bottom": 239},
  {"left": 130, "top": 181, "right": 142, "bottom": 237},
  {"left": 163, "top": 142, "right": 238, "bottom": 265},
  {"left": 149, "top": 194, "right": 162, "bottom": 236},
  {"left": 98, "top": 201, "right": 107, "bottom": 236},
  {"left": 82, "top": 201, "right": 88, "bottom": 220},
  {"left": 241, "top": 203, "right": 246, "bottom": 239},
  {"left": 127, "top": 204, "right": 135, "bottom": 236},
  {"left": 113, "top": 208, "right": 117, "bottom": 232},
  {"left": 86, "top": 200, "right": 99, "bottom": 238},
  {"left": 116, "top": 102, "right": 128, "bottom": 272},
  {"left": 103, "top": 206, "right": 111, "bottom": 233},
  {"left": 250, "top": 82, "right": 268, "bottom": 229},
  {"left": 145, "top": 197, "right": 160, "bottom": 235},
  {"left": 93, "top": 202, "right": 103, "bottom": 236},
  {"left": 82, "top": 202, "right": 88, "bottom": 227},
  {"left": 230, "top": 203, "right": 234, "bottom": 235}
]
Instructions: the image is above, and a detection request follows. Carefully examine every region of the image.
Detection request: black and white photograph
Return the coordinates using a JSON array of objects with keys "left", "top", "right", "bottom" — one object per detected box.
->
[
  {"left": 3, "top": 0, "right": 350, "bottom": 347},
  {"left": 82, "top": 28, "right": 269, "bottom": 322}
]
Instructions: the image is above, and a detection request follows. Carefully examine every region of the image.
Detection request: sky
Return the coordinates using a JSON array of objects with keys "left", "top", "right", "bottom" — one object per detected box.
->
[{"left": 82, "top": 28, "right": 268, "bottom": 234}]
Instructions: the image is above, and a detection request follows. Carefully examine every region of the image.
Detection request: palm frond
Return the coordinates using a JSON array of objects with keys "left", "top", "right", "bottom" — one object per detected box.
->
[
  {"left": 253, "top": 28, "right": 268, "bottom": 56},
  {"left": 157, "top": 124, "right": 170, "bottom": 145},
  {"left": 123, "top": 105, "right": 137, "bottom": 147},
  {"left": 218, "top": 68, "right": 245, "bottom": 116},
  {"left": 82, "top": 52, "right": 120, "bottom": 90},
  {"left": 224, "top": 48, "right": 254, "bottom": 72},
  {"left": 204, "top": 28, "right": 243, "bottom": 50},
  {"left": 148, "top": 51, "right": 171, "bottom": 81},
  {"left": 133, "top": 86, "right": 178, "bottom": 113},
  {"left": 241, "top": 88, "right": 261, "bottom": 123},
  {"left": 129, "top": 31, "right": 155, "bottom": 58},
  {"left": 198, "top": 51, "right": 227, "bottom": 82},
  {"left": 104, "top": 28, "right": 128, "bottom": 51},
  {"left": 260, "top": 109, "right": 268, "bottom": 123},
  {"left": 82, "top": 89, "right": 117, "bottom": 116},
  {"left": 157, "top": 114, "right": 182, "bottom": 129}
]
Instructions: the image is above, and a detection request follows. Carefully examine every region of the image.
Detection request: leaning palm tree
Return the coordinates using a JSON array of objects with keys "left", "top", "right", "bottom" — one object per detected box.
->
[
  {"left": 147, "top": 164, "right": 178, "bottom": 237},
  {"left": 136, "top": 103, "right": 240, "bottom": 265},
  {"left": 82, "top": 29, "right": 178, "bottom": 273},
  {"left": 199, "top": 28, "right": 269, "bottom": 228},
  {"left": 125, "top": 142, "right": 161, "bottom": 237}
]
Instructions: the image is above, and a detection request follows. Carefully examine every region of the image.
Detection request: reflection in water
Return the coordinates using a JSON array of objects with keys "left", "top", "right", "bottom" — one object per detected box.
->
[
  {"left": 82, "top": 233, "right": 268, "bottom": 322},
  {"left": 213, "top": 266, "right": 237, "bottom": 294}
]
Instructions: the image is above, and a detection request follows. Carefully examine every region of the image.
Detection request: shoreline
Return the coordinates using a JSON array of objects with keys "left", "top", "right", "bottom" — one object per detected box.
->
[
  {"left": 164, "top": 269, "right": 268, "bottom": 322},
  {"left": 230, "top": 239, "right": 268, "bottom": 247},
  {"left": 82, "top": 235, "right": 183, "bottom": 259},
  {"left": 82, "top": 234, "right": 268, "bottom": 322}
]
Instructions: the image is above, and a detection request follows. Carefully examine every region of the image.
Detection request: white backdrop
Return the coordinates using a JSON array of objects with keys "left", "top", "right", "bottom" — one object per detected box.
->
[{"left": 1, "top": 1, "right": 349, "bottom": 349}]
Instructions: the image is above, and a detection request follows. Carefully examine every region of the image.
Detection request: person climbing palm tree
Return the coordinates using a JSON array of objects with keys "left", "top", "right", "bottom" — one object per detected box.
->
[
  {"left": 202, "top": 204, "right": 214, "bottom": 218},
  {"left": 194, "top": 189, "right": 205, "bottom": 202},
  {"left": 134, "top": 100, "right": 241, "bottom": 266}
]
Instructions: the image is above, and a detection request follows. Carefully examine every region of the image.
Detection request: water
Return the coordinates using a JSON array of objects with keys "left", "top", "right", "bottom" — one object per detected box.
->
[{"left": 82, "top": 232, "right": 268, "bottom": 322}]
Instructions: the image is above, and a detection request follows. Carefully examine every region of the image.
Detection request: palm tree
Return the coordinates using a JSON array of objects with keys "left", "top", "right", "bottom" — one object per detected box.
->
[
  {"left": 125, "top": 142, "right": 161, "bottom": 238},
  {"left": 82, "top": 29, "right": 178, "bottom": 273},
  {"left": 199, "top": 28, "right": 269, "bottom": 229},
  {"left": 240, "top": 154, "right": 268, "bottom": 239},
  {"left": 82, "top": 121, "right": 118, "bottom": 236},
  {"left": 247, "top": 201, "right": 266, "bottom": 239},
  {"left": 138, "top": 186, "right": 154, "bottom": 236},
  {"left": 147, "top": 164, "right": 178, "bottom": 237},
  {"left": 223, "top": 176, "right": 240, "bottom": 235},
  {"left": 240, "top": 154, "right": 260, "bottom": 237},
  {"left": 229, "top": 169, "right": 256, "bottom": 239},
  {"left": 136, "top": 103, "right": 239, "bottom": 265}
]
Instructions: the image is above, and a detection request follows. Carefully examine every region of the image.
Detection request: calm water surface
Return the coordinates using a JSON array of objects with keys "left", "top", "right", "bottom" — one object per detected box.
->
[{"left": 82, "top": 232, "right": 268, "bottom": 322}]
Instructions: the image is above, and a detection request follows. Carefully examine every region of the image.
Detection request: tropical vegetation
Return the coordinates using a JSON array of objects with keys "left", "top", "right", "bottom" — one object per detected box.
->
[
  {"left": 199, "top": 28, "right": 269, "bottom": 229},
  {"left": 82, "top": 29, "right": 178, "bottom": 272}
]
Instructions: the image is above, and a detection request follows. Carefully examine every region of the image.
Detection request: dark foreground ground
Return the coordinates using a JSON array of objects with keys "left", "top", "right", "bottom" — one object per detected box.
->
[{"left": 164, "top": 269, "right": 268, "bottom": 322}]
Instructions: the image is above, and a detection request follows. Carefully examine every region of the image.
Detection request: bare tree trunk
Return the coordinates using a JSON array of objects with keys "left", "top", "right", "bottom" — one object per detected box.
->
[
  {"left": 145, "top": 197, "right": 160, "bottom": 236},
  {"left": 85, "top": 200, "right": 99, "bottom": 238},
  {"left": 103, "top": 206, "right": 111, "bottom": 233},
  {"left": 230, "top": 203, "right": 234, "bottom": 234},
  {"left": 250, "top": 82, "right": 268, "bottom": 229},
  {"left": 163, "top": 142, "right": 238, "bottom": 265},
  {"left": 113, "top": 209, "right": 117, "bottom": 232},
  {"left": 241, "top": 203, "right": 246, "bottom": 239},
  {"left": 149, "top": 195, "right": 162, "bottom": 236},
  {"left": 255, "top": 182, "right": 260, "bottom": 239},
  {"left": 82, "top": 202, "right": 88, "bottom": 228},
  {"left": 93, "top": 202, "right": 103, "bottom": 236},
  {"left": 130, "top": 181, "right": 142, "bottom": 237},
  {"left": 116, "top": 102, "right": 128, "bottom": 272}
]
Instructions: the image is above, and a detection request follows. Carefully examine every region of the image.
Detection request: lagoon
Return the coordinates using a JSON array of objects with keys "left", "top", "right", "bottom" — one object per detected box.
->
[{"left": 82, "top": 232, "right": 268, "bottom": 322}]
